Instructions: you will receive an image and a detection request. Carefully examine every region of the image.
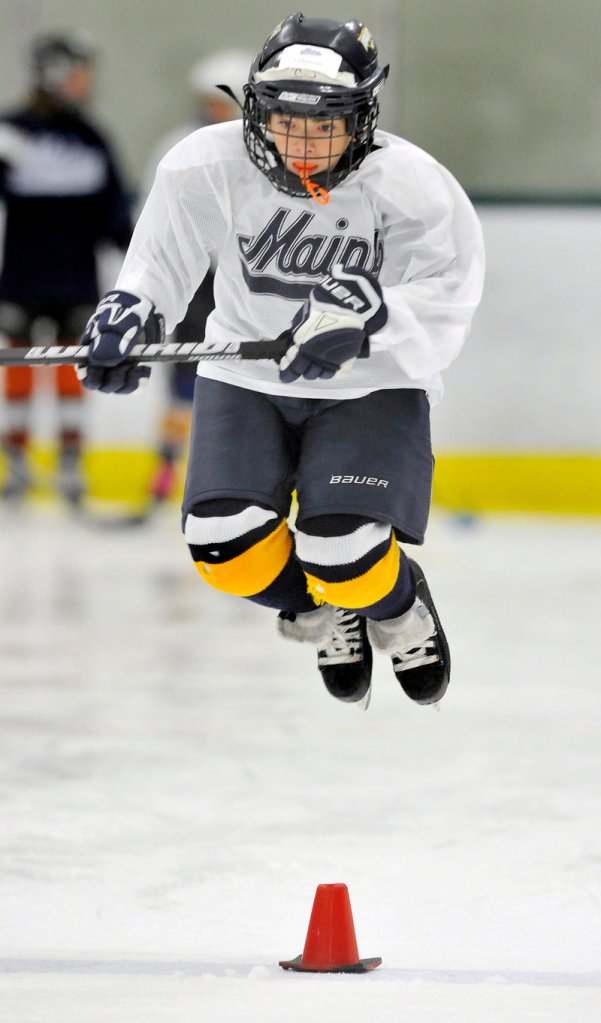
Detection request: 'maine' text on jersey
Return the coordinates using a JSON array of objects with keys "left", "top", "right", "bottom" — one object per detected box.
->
[{"left": 238, "top": 208, "right": 383, "bottom": 300}]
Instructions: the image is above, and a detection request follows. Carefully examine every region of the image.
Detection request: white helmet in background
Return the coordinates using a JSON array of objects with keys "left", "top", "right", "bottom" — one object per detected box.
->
[{"left": 188, "top": 49, "right": 252, "bottom": 101}]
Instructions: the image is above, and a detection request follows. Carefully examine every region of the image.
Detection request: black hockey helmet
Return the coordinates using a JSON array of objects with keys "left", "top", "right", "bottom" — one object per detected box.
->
[
  {"left": 243, "top": 12, "right": 388, "bottom": 202},
  {"left": 31, "top": 32, "right": 96, "bottom": 96}
]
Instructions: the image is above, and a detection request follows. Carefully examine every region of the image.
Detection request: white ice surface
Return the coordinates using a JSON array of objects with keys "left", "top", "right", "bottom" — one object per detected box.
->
[{"left": 0, "top": 505, "right": 600, "bottom": 1022}]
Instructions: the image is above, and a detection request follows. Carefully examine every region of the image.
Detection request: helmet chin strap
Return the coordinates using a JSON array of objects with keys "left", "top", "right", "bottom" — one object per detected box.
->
[
  {"left": 292, "top": 162, "right": 330, "bottom": 205},
  {"left": 216, "top": 83, "right": 244, "bottom": 112}
]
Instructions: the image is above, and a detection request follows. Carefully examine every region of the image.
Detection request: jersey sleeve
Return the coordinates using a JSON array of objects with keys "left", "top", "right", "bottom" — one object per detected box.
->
[
  {"left": 115, "top": 156, "right": 225, "bottom": 333},
  {"left": 373, "top": 155, "right": 485, "bottom": 381}
]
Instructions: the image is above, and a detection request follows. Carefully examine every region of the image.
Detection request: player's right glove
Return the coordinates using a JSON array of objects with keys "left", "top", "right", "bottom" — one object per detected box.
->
[
  {"left": 78, "top": 290, "right": 164, "bottom": 395},
  {"left": 279, "top": 264, "right": 387, "bottom": 383}
]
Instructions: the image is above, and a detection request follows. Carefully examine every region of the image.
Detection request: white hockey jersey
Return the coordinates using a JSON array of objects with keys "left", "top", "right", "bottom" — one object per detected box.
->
[{"left": 117, "top": 120, "right": 485, "bottom": 404}]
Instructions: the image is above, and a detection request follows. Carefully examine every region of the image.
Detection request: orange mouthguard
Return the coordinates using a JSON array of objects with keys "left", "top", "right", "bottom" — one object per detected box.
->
[{"left": 292, "top": 162, "right": 331, "bottom": 205}]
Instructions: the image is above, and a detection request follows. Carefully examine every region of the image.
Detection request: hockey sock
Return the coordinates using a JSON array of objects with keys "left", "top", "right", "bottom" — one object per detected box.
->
[
  {"left": 4, "top": 364, "right": 33, "bottom": 404},
  {"left": 54, "top": 360, "right": 84, "bottom": 465},
  {"left": 56, "top": 363, "right": 84, "bottom": 400},
  {"left": 295, "top": 514, "right": 402, "bottom": 609},
  {"left": 185, "top": 498, "right": 316, "bottom": 612},
  {"left": 354, "top": 546, "right": 416, "bottom": 620},
  {"left": 3, "top": 365, "right": 33, "bottom": 454}
]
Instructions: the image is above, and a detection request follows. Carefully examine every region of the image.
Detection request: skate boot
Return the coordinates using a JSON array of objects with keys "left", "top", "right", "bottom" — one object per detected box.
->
[
  {"left": 367, "top": 559, "right": 450, "bottom": 705},
  {"left": 278, "top": 605, "right": 372, "bottom": 706}
]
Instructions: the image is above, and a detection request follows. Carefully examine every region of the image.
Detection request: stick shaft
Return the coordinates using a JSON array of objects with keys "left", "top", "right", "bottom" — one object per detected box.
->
[{"left": 0, "top": 336, "right": 290, "bottom": 367}]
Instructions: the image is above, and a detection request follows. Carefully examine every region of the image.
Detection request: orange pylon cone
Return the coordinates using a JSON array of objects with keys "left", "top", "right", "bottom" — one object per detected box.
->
[{"left": 279, "top": 883, "right": 382, "bottom": 973}]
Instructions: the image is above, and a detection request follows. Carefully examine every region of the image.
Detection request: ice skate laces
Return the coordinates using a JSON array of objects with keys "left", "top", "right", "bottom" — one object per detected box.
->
[
  {"left": 318, "top": 608, "right": 363, "bottom": 667},
  {"left": 391, "top": 612, "right": 440, "bottom": 673}
]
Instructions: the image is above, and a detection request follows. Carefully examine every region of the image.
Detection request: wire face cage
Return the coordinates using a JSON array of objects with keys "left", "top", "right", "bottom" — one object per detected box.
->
[{"left": 243, "top": 88, "right": 381, "bottom": 202}]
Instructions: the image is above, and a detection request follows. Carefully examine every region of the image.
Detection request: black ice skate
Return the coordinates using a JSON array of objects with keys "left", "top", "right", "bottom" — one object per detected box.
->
[
  {"left": 367, "top": 559, "right": 450, "bottom": 705},
  {"left": 278, "top": 605, "right": 372, "bottom": 707},
  {"left": 317, "top": 608, "right": 372, "bottom": 706}
]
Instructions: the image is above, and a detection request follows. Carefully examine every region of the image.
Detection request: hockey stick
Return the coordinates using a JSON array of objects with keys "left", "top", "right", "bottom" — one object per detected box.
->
[{"left": 0, "top": 336, "right": 293, "bottom": 367}]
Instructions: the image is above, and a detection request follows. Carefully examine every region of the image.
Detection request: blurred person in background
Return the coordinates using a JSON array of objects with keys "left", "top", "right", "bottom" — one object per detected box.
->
[
  {"left": 141, "top": 50, "right": 252, "bottom": 507},
  {"left": 0, "top": 32, "right": 132, "bottom": 505}
]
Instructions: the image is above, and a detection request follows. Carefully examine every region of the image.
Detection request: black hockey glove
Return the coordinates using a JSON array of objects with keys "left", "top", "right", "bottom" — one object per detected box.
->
[
  {"left": 79, "top": 290, "right": 164, "bottom": 394},
  {"left": 279, "top": 264, "right": 387, "bottom": 383}
]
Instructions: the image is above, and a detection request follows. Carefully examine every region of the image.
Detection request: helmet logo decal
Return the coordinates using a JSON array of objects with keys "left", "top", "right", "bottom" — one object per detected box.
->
[
  {"left": 272, "top": 44, "right": 345, "bottom": 79},
  {"left": 278, "top": 91, "right": 321, "bottom": 104},
  {"left": 357, "top": 27, "right": 375, "bottom": 52},
  {"left": 267, "top": 19, "right": 285, "bottom": 41}
]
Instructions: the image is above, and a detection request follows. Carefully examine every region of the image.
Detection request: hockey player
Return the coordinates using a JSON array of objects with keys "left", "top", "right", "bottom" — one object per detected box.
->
[
  {"left": 0, "top": 32, "right": 132, "bottom": 503},
  {"left": 80, "top": 13, "right": 485, "bottom": 706}
]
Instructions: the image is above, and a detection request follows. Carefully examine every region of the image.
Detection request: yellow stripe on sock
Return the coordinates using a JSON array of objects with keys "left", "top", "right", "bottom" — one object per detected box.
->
[
  {"left": 305, "top": 537, "right": 400, "bottom": 609},
  {"left": 194, "top": 519, "right": 292, "bottom": 597}
]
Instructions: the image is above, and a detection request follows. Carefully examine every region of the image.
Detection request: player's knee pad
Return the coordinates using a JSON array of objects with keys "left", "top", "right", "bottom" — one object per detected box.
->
[
  {"left": 184, "top": 498, "right": 293, "bottom": 597},
  {"left": 295, "top": 513, "right": 400, "bottom": 608}
]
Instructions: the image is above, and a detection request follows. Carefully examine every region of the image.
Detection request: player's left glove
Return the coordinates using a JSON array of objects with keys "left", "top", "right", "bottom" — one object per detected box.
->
[
  {"left": 79, "top": 290, "right": 164, "bottom": 395},
  {"left": 279, "top": 264, "right": 387, "bottom": 383}
]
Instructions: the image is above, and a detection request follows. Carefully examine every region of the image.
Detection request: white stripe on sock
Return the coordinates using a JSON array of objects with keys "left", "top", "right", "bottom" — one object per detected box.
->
[
  {"left": 295, "top": 521, "right": 391, "bottom": 567},
  {"left": 185, "top": 505, "right": 277, "bottom": 545}
]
